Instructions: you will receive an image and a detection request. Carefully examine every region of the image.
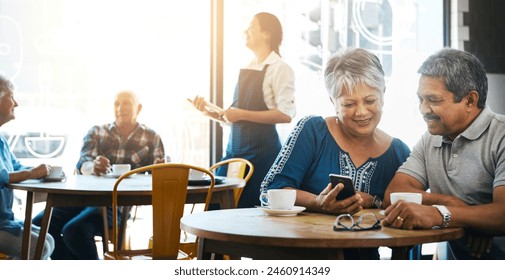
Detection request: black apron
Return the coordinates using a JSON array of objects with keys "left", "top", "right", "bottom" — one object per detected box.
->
[{"left": 218, "top": 65, "right": 282, "bottom": 208}]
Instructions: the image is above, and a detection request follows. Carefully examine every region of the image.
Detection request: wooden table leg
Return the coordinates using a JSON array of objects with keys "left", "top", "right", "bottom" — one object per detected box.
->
[
  {"left": 21, "top": 191, "right": 34, "bottom": 260},
  {"left": 218, "top": 190, "right": 235, "bottom": 209},
  {"left": 197, "top": 237, "right": 213, "bottom": 260},
  {"left": 34, "top": 197, "right": 54, "bottom": 259},
  {"left": 119, "top": 206, "right": 131, "bottom": 250}
]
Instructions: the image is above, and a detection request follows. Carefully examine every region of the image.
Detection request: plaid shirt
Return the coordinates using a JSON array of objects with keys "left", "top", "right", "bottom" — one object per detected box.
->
[{"left": 76, "top": 122, "right": 165, "bottom": 171}]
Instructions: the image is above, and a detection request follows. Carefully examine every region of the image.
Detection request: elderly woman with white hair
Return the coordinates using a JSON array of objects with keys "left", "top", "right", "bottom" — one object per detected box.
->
[
  {"left": 0, "top": 75, "right": 55, "bottom": 259},
  {"left": 260, "top": 48, "right": 411, "bottom": 259}
]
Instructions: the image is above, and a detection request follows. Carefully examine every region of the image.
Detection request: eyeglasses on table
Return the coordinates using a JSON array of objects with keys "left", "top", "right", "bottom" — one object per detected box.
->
[{"left": 333, "top": 212, "right": 381, "bottom": 231}]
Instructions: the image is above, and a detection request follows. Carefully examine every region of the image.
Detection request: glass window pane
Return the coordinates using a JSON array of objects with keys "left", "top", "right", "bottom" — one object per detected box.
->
[
  {"left": 223, "top": 0, "right": 444, "bottom": 150},
  {"left": 0, "top": 0, "right": 210, "bottom": 172}
]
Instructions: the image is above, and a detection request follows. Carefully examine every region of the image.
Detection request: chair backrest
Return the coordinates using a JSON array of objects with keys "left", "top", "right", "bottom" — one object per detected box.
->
[
  {"left": 0, "top": 251, "right": 11, "bottom": 260},
  {"left": 209, "top": 158, "right": 254, "bottom": 207},
  {"left": 110, "top": 163, "right": 215, "bottom": 260}
]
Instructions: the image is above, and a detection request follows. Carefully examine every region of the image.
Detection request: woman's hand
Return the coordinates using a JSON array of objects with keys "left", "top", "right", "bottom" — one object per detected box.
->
[
  {"left": 30, "top": 164, "right": 51, "bottom": 179},
  {"left": 357, "top": 191, "right": 375, "bottom": 209},
  {"left": 191, "top": 96, "right": 208, "bottom": 113},
  {"left": 222, "top": 107, "right": 242, "bottom": 123},
  {"left": 190, "top": 96, "right": 223, "bottom": 122},
  {"left": 313, "top": 183, "right": 363, "bottom": 215}
]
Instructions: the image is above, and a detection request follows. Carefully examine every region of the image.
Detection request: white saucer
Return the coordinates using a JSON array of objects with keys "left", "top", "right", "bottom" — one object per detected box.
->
[
  {"left": 43, "top": 176, "right": 66, "bottom": 182},
  {"left": 103, "top": 173, "right": 134, "bottom": 179},
  {"left": 103, "top": 173, "right": 121, "bottom": 178},
  {"left": 260, "top": 206, "right": 306, "bottom": 216}
]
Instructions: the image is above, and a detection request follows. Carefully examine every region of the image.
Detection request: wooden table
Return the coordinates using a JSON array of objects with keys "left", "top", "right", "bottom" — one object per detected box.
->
[
  {"left": 8, "top": 174, "right": 245, "bottom": 260},
  {"left": 180, "top": 208, "right": 464, "bottom": 260}
]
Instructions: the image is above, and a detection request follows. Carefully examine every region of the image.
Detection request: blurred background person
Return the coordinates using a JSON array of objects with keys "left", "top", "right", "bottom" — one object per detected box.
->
[
  {"left": 33, "top": 90, "right": 165, "bottom": 259},
  {"left": 0, "top": 75, "right": 55, "bottom": 259},
  {"left": 191, "top": 12, "right": 296, "bottom": 208}
]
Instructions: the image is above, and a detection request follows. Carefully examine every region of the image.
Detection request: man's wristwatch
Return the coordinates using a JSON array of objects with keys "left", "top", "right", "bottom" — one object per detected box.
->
[
  {"left": 432, "top": 205, "right": 451, "bottom": 229},
  {"left": 371, "top": 195, "right": 383, "bottom": 209}
]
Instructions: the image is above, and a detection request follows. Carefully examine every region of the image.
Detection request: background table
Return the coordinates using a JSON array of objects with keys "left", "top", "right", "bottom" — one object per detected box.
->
[
  {"left": 9, "top": 174, "right": 245, "bottom": 259},
  {"left": 180, "top": 208, "right": 464, "bottom": 260}
]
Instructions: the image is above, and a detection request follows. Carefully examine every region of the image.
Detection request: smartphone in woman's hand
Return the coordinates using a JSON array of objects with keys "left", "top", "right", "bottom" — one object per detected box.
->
[{"left": 329, "top": 174, "right": 356, "bottom": 200}]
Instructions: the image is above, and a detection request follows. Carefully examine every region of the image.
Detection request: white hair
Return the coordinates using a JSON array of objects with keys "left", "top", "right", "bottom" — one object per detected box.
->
[{"left": 0, "top": 75, "right": 14, "bottom": 99}]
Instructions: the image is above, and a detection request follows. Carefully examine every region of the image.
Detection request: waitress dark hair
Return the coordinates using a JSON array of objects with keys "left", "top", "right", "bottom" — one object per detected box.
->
[{"left": 254, "top": 12, "right": 283, "bottom": 57}]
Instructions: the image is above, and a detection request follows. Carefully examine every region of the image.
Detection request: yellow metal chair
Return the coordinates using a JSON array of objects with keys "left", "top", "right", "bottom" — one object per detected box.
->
[
  {"left": 104, "top": 163, "right": 215, "bottom": 260},
  {"left": 209, "top": 158, "right": 254, "bottom": 207},
  {"left": 0, "top": 251, "right": 11, "bottom": 260},
  {"left": 178, "top": 158, "right": 254, "bottom": 259}
]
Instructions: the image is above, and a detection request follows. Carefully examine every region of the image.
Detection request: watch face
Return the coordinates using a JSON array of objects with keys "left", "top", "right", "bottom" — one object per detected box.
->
[
  {"left": 372, "top": 196, "right": 382, "bottom": 209},
  {"left": 374, "top": 199, "right": 382, "bottom": 209}
]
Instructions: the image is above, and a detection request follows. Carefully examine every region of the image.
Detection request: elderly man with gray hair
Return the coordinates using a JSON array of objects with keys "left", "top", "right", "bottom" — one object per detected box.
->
[
  {"left": 383, "top": 48, "right": 505, "bottom": 259},
  {"left": 33, "top": 90, "right": 165, "bottom": 259}
]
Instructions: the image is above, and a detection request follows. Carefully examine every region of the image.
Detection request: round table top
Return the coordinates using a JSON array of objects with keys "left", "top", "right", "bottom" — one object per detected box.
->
[
  {"left": 181, "top": 208, "right": 464, "bottom": 249},
  {"left": 8, "top": 174, "right": 245, "bottom": 196}
]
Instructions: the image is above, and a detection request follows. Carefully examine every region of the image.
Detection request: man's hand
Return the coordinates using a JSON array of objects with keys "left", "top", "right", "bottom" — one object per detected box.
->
[
  {"left": 382, "top": 202, "right": 441, "bottom": 230},
  {"left": 93, "top": 155, "right": 111, "bottom": 175},
  {"left": 466, "top": 231, "right": 493, "bottom": 258}
]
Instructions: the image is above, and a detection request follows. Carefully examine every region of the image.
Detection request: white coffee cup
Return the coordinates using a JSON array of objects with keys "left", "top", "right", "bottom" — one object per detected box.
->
[
  {"left": 48, "top": 166, "right": 64, "bottom": 178},
  {"left": 164, "top": 155, "right": 172, "bottom": 163},
  {"left": 259, "top": 189, "right": 296, "bottom": 210},
  {"left": 188, "top": 169, "right": 205, "bottom": 180},
  {"left": 112, "top": 164, "right": 131, "bottom": 176},
  {"left": 390, "top": 192, "right": 422, "bottom": 204}
]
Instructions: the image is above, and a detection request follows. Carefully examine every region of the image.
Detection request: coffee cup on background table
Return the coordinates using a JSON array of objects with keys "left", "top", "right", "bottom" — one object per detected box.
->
[
  {"left": 390, "top": 192, "right": 422, "bottom": 204},
  {"left": 48, "top": 166, "right": 64, "bottom": 179},
  {"left": 188, "top": 169, "right": 205, "bottom": 180},
  {"left": 259, "top": 189, "right": 296, "bottom": 210},
  {"left": 112, "top": 164, "right": 131, "bottom": 177}
]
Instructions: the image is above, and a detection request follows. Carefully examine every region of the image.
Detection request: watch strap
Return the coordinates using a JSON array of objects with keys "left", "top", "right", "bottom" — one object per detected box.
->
[
  {"left": 432, "top": 205, "right": 451, "bottom": 229},
  {"left": 371, "top": 195, "right": 382, "bottom": 209}
]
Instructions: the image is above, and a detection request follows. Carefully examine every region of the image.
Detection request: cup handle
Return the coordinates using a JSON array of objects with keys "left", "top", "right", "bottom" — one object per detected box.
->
[{"left": 259, "top": 192, "right": 269, "bottom": 207}]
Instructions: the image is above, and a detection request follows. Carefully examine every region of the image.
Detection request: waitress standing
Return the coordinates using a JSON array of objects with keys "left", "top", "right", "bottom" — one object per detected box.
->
[{"left": 191, "top": 12, "right": 296, "bottom": 208}]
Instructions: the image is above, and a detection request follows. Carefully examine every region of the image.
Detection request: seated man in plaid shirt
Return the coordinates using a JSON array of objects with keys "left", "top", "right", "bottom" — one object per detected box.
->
[{"left": 33, "top": 90, "right": 165, "bottom": 259}]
